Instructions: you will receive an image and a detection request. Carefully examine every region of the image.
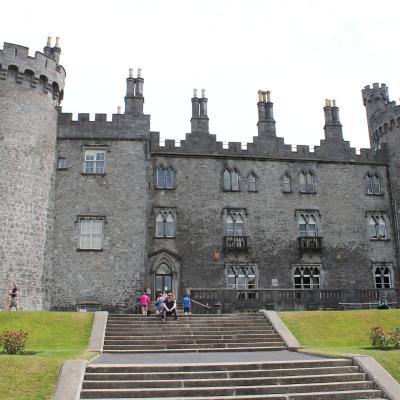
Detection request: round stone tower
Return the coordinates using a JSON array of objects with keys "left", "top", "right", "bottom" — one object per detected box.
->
[{"left": 0, "top": 38, "right": 66, "bottom": 310}]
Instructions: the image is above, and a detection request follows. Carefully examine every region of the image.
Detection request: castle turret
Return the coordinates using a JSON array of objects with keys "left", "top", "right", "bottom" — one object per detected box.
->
[
  {"left": 257, "top": 90, "right": 276, "bottom": 136},
  {"left": 0, "top": 39, "right": 66, "bottom": 310},
  {"left": 323, "top": 99, "right": 343, "bottom": 140},
  {"left": 191, "top": 88, "right": 209, "bottom": 133}
]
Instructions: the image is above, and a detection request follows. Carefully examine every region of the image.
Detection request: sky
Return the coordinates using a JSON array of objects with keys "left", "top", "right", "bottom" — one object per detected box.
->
[{"left": 2, "top": 0, "right": 400, "bottom": 149}]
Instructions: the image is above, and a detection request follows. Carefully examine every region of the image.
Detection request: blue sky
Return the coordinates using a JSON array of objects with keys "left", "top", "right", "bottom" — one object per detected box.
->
[{"left": 2, "top": 0, "right": 400, "bottom": 149}]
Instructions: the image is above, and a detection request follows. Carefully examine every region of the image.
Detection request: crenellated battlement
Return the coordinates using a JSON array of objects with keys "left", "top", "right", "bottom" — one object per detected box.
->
[{"left": 0, "top": 40, "right": 66, "bottom": 103}]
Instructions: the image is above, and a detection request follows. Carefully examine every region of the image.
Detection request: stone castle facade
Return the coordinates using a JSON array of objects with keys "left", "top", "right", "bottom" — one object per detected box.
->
[{"left": 1, "top": 39, "right": 400, "bottom": 311}]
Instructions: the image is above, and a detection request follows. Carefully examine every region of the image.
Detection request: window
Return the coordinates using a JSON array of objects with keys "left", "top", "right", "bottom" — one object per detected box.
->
[
  {"left": 84, "top": 150, "right": 106, "bottom": 174},
  {"left": 79, "top": 218, "right": 104, "bottom": 250},
  {"left": 227, "top": 265, "right": 256, "bottom": 289},
  {"left": 282, "top": 173, "right": 291, "bottom": 193},
  {"left": 57, "top": 157, "right": 68, "bottom": 170},
  {"left": 373, "top": 264, "right": 392, "bottom": 288},
  {"left": 248, "top": 172, "right": 257, "bottom": 192},
  {"left": 155, "top": 210, "right": 175, "bottom": 238},
  {"left": 156, "top": 165, "right": 175, "bottom": 189},
  {"left": 293, "top": 266, "right": 320, "bottom": 289},
  {"left": 299, "top": 171, "right": 315, "bottom": 193},
  {"left": 368, "top": 214, "right": 387, "bottom": 239},
  {"left": 365, "top": 173, "right": 382, "bottom": 195},
  {"left": 223, "top": 168, "right": 239, "bottom": 191},
  {"left": 225, "top": 211, "right": 245, "bottom": 236},
  {"left": 297, "top": 212, "right": 318, "bottom": 237}
]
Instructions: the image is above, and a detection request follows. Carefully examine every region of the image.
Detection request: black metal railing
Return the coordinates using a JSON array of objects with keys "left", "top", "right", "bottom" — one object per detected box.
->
[
  {"left": 224, "top": 236, "right": 248, "bottom": 250},
  {"left": 298, "top": 236, "right": 322, "bottom": 251}
]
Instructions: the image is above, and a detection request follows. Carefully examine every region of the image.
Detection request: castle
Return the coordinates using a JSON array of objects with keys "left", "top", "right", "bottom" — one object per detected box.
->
[{"left": 1, "top": 38, "right": 399, "bottom": 311}]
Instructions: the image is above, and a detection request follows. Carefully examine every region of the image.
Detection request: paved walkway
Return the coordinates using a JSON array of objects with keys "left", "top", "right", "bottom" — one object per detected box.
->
[{"left": 92, "top": 350, "right": 333, "bottom": 364}]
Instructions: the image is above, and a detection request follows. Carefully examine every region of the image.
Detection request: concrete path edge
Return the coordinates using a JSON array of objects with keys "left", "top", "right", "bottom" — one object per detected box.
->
[
  {"left": 53, "top": 359, "right": 87, "bottom": 400},
  {"left": 354, "top": 355, "right": 400, "bottom": 400},
  {"left": 260, "top": 310, "right": 302, "bottom": 350},
  {"left": 88, "top": 311, "right": 108, "bottom": 352}
]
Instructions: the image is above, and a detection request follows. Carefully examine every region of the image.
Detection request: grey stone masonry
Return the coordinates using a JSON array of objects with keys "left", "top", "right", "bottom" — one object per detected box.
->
[{"left": 0, "top": 41, "right": 65, "bottom": 310}]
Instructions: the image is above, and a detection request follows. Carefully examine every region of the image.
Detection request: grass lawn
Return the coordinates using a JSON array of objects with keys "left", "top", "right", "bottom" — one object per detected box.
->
[
  {"left": 279, "top": 309, "right": 400, "bottom": 382},
  {"left": 0, "top": 311, "right": 95, "bottom": 400}
]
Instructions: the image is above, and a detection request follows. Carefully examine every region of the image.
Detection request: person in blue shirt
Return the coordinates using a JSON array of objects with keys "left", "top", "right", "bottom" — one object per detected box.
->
[{"left": 182, "top": 294, "right": 190, "bottom": 315}]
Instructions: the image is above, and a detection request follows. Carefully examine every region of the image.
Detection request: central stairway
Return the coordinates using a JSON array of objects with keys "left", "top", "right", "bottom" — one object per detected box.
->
[
  {"left": 79, "top": 312, "right": 385, "bottom": 399},
  {"left": 103, "top": 313, "right": 286, "bottom": 353}
]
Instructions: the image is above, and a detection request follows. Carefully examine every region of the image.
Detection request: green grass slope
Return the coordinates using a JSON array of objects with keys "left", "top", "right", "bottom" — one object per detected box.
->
[
  {"left": 0, "top": 311, "right": 94, "bottom": 400},
  {"left": 279, "top": 309, "right": 400, "bottom": 382}
]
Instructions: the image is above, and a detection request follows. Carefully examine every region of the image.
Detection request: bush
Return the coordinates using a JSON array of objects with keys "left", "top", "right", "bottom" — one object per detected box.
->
[
  {"left": 0, "top": 330, "right": 28, "bottom": 354},
  {"left": 369, "top": 325, "right": 400, "bottom": 349}
]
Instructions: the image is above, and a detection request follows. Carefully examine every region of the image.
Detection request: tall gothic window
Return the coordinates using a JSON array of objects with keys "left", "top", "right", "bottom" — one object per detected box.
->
[
  {"left": 155, "top": 211, "right": 176, "bottom": 237},
  {"left": 368, "top": 215, "right": 387, "bottom": 239},
  {"left": 227, "top": 265, "right": 256, "bottom": 289},
  {"left": 298, "top": 214, "right": 318, "bottom": 237},
  {"left": 223, "top": 168, "right": 240, "bottom": 191},
  {"left": 225, "top": 211, "right": 245, "bottom": 236},
  {"left": 248, "top": 172, "right": 257, "bottom": 192},
  {"left": 299, "top": 171, "right": 315, "bottom": 193},
  {"left": 374, "top": 264, "right": 392, "bottom": 288},
  {"left": 365, "top": 173, "right": 381, "bottom": 195},
  {"left": 282, "top": 173, "right": 291, "bottom": 193}
]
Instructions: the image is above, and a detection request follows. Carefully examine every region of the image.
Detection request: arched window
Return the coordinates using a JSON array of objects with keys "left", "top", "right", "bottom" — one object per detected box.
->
[
  {"left": 374, "top": 265, "right": 392, "bottom": 288},
  {"left": 282, "top": 173, "right": 291, "bottom": 193},
  {"left": 293, "top": 266, "right": 320, "bottom": 289},
  {"left": 248, "top": 172, "right": 257, "bottom": 192},
  {"left": 223, "top": 168, "right": 240, "bottom": 191},
  {"left": 300, "top": 171, "right": 315, "bottom": 193},
  {"left": 308, "top": 216, "right": 317, "bottom": 237},
  {"left": 298, "top": 216, "right": 307, "bottom": 237},
  {"left": 368, "top": 215, "right": 387, "bottom": 239},
  {"left": 225, "top": 211, "right": 245, "bottom": 237},
  {"left": 156, "top": 165, "right": 175, "bottom": 189},
  {"left": 365, "top": 173, "right": 381, "bottom": 195},
  {"left": 227, "top": 265, "right": 257, "bottom": 289},
  {"left": 155, "top": 211, "right": 176, "bottom": 238},
  {"left": 298, "top": 214, "right": 318, "bottom": 237}
]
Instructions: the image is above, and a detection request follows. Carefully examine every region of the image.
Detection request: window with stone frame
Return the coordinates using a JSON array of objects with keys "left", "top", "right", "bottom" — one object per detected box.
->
[
  {"left": 296, "top": 211, "right": 319, "bottom": 237},
  {"left": 373, "top": 263, "right": 392, "bottom": 289},
  {"left": 299, "top": 171, "right": 315, "bottom": 193},
  {"left": 79, "top": 216, "right": 104, "bottom": 250},
  {"left": 155, "top": 209, "right": 176, "bottom": 238},
  {"left": 225, "top": 210, "right": 245, "bottom": 237},
  {"left": 293, "top": 265, "right": 321, "bottom": 289},
  {"left": 57, "top": 157, "right": 68, "bottom": 170},
  {"left": 282, "top": 173, "right": 291, "bottom": 193},
  {"left": 223, "top": 168, "right": 240, "bottom": 191},
  {"left": 83, "top": 149, "right": 106, "bottom": 174},
  {"left": 367, "top": 213, "right": 388, "bottom": 240},
  {"left": 248, "top": 171, "right": 257, "bottom": 192},
  {"left": 227, "top": 264, "right": 257, "bottom": 289},
  {"left": 365, "top": 173, "right": 382, "bottom": 195},
  {"left": 156, "top": 164, "right": 175, "bottom": 189}
]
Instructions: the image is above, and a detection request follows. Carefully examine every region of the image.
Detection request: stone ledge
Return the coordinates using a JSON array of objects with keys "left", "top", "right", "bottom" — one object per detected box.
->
[
  {"left": 88, "top": 311, "right": 108, "bottom": 353},
  {"left": 53, "top": 359, "right": 86, "bottom": 400},
  {"left": 354, "top": 355, "right": 400, "bottom": 400},
  {"left": 260, "top": 310, "right": 302, "bottom": 350}
]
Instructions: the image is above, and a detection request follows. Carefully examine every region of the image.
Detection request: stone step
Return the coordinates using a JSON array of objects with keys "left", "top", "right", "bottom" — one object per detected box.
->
[
  {"left": 105, "top": 328, "right": 275, "bottom": 334},
  {"left": 84, "top": 366, "right": 361, "bottom": 381},
  {"left": 79, "top": 381, "right": 376, "bottom": 398},
  {"left": 82, "top": 372, "right": 368, "bottom": 389},
  {"left": 103, "top": 333, "right": 279, "bottom": 341},
  {"left": 103, "top": 338, "right": 283, "bottom": 345},
  {"left": 80, "top": 394, "right": 384, "bottom": 400},
  {"left": 101, "top": 345, "right": 287, "bottom": 353},
  {"left": 86, "top": 360, "right": 354, "bottom": 373}
]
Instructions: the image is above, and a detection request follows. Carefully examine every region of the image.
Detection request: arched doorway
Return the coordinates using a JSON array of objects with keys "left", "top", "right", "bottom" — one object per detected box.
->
[{"left": 154, "top": 263, "right": 173, "bottom": 298}]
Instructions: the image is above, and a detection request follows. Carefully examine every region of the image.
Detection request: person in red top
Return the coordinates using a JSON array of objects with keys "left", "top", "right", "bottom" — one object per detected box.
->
[{"left": 139, "top": 291, "right": 150, "bottom": 316}]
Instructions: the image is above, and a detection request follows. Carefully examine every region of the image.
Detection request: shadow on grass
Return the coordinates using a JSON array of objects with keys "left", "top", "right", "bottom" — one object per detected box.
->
[
  {"left": 0, "top": 350, "right": 41, "bottom": 355},
  {"left": 361, "top": 346, "right": 400, "bottom": 351}
]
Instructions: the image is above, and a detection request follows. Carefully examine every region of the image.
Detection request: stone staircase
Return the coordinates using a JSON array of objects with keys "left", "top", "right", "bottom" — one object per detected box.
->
[
  {"left": 103, "top": 313, "right": 286, "bottom": 353},
  {"left": 78, "top": 312, "right": 385, "bottom": 399},
  {"left": 80, "top": 359, "right": 385, "bottom": 399}
]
